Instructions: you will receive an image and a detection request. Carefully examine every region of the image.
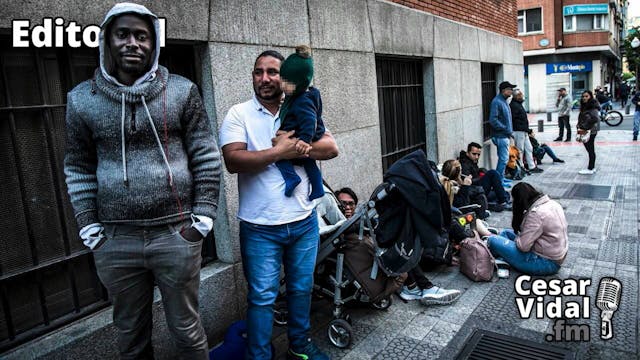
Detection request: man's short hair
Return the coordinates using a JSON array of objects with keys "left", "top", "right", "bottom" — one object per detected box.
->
[
  {"left": 467, "top": 142, "right": 482, "bottom": 152},
  {"left": 335, "top": 187, "right": 358, "bottom": 205},
  {"left": 254, "top": 50, "right": 285, "bottom": 67}
]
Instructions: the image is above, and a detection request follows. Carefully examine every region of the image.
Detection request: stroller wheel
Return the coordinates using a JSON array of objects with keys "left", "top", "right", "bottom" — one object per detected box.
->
[
  {"left": 273, "top": 304, "right": 288, "bottom": 327},
  {"left": 328, "top": 319, "right": 352, "bottom": 348},
  {"left": 371, "top": 296, "right": 392, "bottom": 310}
]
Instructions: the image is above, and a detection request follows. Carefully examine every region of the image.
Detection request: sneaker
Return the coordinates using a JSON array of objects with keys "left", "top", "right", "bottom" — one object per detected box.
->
[
  {"left": 553, "top": 137, "right": 562, "bottom": 141},
  {"left": 501, "top": 202, "right": 512, "bottom": 211},
  {"left": 478, "top": 210, "right": 491, "bottom": 220},
  {"left": 420, "top": 286, "right": 461, "bottom": 306},
  {"left": 553, "top": 158, "right": 565, "bottom": 163},
  {"left": 529, "top": 167, "right": 544, "bottom": 173},
  {"left": 399, "top": 286, "right": 423, "bottom": 301},
  {"left": 288, "top": 339, "right": 329, "bottom": 360},
  {"left": 487, "top": 203, "right": 504, "bottom": 212},
  {"left": 578, "top": 169, "right": 596, "bottom": 175}
]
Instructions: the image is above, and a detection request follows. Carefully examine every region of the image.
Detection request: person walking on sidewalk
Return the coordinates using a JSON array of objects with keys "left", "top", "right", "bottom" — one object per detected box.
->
[
  {"left": 555, "top": 87, "right": 572, "bottom": 142},
  {"left": 577, "top": 90, "right": 600, "bottom": 175},
  {"left": 510, "top": 89, "right": 542, "bottom": 173},
  {"left": 631, "top": 88, "right": 640, "bottom": 141},
  {"left": 620, "top": 82, "right": 629, "bottom": 108},
  {"left": 64, "top": 4, "right": 220, "bottom": 358},
  {"left": 489, "top": 81, "right": 516, "bottom": 179},
  {"left": 219, "top": 50, "right": 338, "bottom": 360}
]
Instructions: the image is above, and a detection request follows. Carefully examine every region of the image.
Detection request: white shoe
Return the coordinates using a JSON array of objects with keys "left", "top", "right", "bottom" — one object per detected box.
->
[
  {"left": 399, "top": 286, "right": 423, "bottom": 301},
  {"left": 578, "top": 169, "right": 596, "bottom": 175},
  {"left": 420, "top": 286, "right": 461, "bottom": 306}
]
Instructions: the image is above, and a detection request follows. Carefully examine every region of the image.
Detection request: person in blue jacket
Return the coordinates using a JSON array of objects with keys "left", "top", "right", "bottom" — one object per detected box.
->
[
  {"left": 489, "top": 81, "right": 516, "bottom": 180},
  {"left": 275, "top": 45, "right": 326, "bottom": 201}
]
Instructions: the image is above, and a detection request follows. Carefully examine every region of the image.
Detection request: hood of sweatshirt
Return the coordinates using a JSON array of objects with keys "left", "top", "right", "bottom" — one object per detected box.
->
[
  {"left": 99, "top": 2, "right": 161, "bottom": 88},
  {"left": 95, "top": 4, "right": 172, "bottom": 188}
]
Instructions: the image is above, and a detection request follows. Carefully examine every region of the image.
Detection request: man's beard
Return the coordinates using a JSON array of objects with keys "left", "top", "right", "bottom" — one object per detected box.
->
[{"left": 256, "top": 87, "right": 283, "bottom": 102}]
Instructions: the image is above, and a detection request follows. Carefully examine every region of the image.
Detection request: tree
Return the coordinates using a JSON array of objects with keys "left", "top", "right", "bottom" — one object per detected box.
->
[{"left": 623, "top": 27, "right": 640, "bottom": 77}]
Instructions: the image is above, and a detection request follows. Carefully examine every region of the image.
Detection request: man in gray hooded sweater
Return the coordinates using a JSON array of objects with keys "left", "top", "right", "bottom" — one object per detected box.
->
[{"left": 64, "top": 3, "right": 219, "bottom": 358}]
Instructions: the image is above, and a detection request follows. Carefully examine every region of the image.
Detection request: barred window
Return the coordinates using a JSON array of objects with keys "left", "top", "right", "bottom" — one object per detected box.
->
[
  {"left": 0, "top": 38, "right": 214, "bottom": 351},
  {"left": 375, "top": 57, "right": 426, "bottom": 172},
  {"left": 481, "top": 63, "right": 499, "bottom": 141}
]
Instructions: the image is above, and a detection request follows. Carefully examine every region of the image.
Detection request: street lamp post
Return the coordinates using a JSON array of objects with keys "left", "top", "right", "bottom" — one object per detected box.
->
[{"left": 632, "top": 37, "right": 640, "bottom": 91}]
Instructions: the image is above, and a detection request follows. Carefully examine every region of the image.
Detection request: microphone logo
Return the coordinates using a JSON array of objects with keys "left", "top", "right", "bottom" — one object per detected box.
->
[{"left": 596, "top": 277, "right": 622, "bottom": 340}]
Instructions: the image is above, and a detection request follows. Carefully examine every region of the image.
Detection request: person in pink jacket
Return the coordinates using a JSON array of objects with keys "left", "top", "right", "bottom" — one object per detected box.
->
[{"left": 487, "top": 182, "right": 568, "bottom": 275}]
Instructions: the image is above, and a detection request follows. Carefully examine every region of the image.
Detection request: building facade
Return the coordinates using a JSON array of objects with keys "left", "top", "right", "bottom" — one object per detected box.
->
[
  {"left": 518, "top": 0, "right": 627, "bottom": 113},
  {"left": 0, "top": 0, "right": 521, "bottom": 358}
]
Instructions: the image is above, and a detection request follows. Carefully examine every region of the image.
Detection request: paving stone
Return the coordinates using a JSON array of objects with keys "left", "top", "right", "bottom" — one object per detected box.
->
[{"left": 272, "top": 130, "right": 640, "bottom": 359}]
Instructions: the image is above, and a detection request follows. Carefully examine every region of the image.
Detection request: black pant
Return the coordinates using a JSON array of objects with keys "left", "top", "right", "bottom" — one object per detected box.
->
[
  {"left": 558, "top": 115, "right": 571, "bottom": 139},
  {"left": 473, "top": 169, "right": 509, "bottom": 203},
  {"left": 583, "top": 132, "right": 597, "bottom": 170},
  {"left": 407, "top": 266, "right": 433, "bottom": 290}
]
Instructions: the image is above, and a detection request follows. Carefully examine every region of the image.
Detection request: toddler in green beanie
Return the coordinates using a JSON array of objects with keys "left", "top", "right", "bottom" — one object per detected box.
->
[{"left": 276, "top": 45, "right": 326, "bottom": 200}]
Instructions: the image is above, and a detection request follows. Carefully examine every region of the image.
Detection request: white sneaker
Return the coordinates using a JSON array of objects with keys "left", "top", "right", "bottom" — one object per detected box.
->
[
  {"left": 399, "top": 286, "right": 423, "bottom": 301},
  {"left": 420, "top": 286, "right": 461, "bottom": 306},
  {"left": 578, "top": 169, "right": 596, "bottom": 175}
]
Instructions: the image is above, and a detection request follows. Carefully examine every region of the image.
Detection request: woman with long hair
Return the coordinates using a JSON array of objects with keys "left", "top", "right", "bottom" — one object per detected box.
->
[
  {"left": 441, "top": 159, "right": 490, "bottom": 219},
  {"left": 577, "top": 90, "right": 600, "bottom": 175},
  {"left": 486, "top": 182, "right": 568, "bottom": 275}
]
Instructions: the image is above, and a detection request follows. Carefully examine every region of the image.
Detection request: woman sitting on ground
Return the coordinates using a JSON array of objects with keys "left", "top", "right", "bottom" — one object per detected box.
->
[
  {"left": 527, "top": 129, "right": 564, "bottom": 164},
  {"left": 440, "top": 160, "right": 489, "bottom": 219},
  {"left": 486, "top": 182, "right": 568, "bottom": 275}
]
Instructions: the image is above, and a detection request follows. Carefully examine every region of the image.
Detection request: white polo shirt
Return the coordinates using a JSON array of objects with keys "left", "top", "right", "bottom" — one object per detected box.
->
[{"left": 219, "top": 95, "right": 315, "bottom": 225}]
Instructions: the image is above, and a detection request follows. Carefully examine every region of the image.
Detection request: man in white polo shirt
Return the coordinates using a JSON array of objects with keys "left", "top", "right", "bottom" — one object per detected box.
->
[{"left": 219, "top": 50, "right": 338, "bottom": 360}]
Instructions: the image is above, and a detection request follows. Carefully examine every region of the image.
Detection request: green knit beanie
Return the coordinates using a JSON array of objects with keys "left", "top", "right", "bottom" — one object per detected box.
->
[{"left": 280, "top": 45, "right": 314, "bottom": 95}]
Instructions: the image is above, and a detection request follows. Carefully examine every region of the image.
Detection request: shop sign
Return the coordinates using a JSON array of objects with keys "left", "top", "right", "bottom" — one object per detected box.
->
[
  {"left": 546, "top": 62, "right": 592, "bottom": 74},
  {"left": 563, "top": 4, "right": 609, "bottom": 16}
]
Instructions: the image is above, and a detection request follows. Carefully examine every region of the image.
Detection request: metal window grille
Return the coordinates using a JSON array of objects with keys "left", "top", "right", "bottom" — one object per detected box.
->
[
  {"left": 376, "top": 57, "right": 426, "bottom": 172},
  {"left": 481, "top": 63, "right": 499, "bottom": 141},
  {"left": 0, "top": 39, "right": 215, "bottom": 352}
]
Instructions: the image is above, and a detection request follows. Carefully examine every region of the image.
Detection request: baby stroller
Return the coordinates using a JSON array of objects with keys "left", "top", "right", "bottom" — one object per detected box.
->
[
  {"left": 273, "top": 182, "right": 405, "bottom": 349},
  {"left": 274, "top": 150, "right": 450, "bottom": 349}
]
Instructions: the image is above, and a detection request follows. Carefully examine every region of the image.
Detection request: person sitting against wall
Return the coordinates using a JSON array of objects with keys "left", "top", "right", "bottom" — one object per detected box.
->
[
  {"left": 527, "top": 129, "right": 564, "bottom": 164},
  {"left": 459, "top": 142, "right": 512, "bottom": 211},
  {"left": 337, "top": 185, "right": 461, "bottom": 306},
  {"left": 335, "top": 187, "right": 358, "bottom": 219},
  {"left": 440, "top": 159, "right": 490, "bottom": 220},
  {"left": 486, "top": 182, "right": 568, "bottom": 276}
]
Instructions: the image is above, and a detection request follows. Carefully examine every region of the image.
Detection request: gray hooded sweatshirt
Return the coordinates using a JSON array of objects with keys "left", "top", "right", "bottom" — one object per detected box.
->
[{"left": 64, "top": 3, "right": 220, "bottom": 230}]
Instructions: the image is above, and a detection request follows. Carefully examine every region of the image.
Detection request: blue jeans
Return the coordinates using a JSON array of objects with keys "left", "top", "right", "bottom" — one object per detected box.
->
[
  {"left": 487, "top": 229, "right": 560, "bottom": 276},
  {"left": 491, "top": 136, "right": 510, "bottom": 180},
  {"left": 634, "top": 111, "right": 640, "bottom": 137},
  {"left": 240, "top": 211, "right": 318, "bottom": 360}
]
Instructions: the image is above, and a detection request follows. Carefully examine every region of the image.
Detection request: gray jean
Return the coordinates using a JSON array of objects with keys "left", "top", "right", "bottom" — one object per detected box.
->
[{"left": 93, "top": 221, "right": 208, "bottom": 360}]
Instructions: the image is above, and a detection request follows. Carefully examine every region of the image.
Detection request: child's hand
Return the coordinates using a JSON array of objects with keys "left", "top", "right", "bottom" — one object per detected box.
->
[{"left": 295, "top": 140, "right": 312, "bottom": 155}]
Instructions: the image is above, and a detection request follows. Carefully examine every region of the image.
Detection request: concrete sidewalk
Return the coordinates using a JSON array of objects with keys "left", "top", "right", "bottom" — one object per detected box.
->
[{"left": 273, "top": 128, "right": 640, "bottom": 359}]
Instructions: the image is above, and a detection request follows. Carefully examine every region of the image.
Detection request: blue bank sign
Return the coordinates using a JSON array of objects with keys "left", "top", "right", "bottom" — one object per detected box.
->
[
  {"left": 546, "top": 62, "right": 592, "bottom": 74},
  {"left": 563, "top": 4, "right": 609, "bottom": 16}
]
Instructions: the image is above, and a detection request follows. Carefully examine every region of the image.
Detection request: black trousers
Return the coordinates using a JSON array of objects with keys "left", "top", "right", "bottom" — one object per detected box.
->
[
  {"left": 407, "top": 266, "right": 433, "bottom": 290},
  {"left": 558, "top": 115, "right": 571, "bottom": 139},
  {"left": 583, "top": 132, "right": 597, "bottom": 170}
]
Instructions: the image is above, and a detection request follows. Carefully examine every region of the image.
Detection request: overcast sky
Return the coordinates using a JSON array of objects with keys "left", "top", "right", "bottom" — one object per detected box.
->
[{"left": 630, "top": 0, "right": 640, "bottom": 17}]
